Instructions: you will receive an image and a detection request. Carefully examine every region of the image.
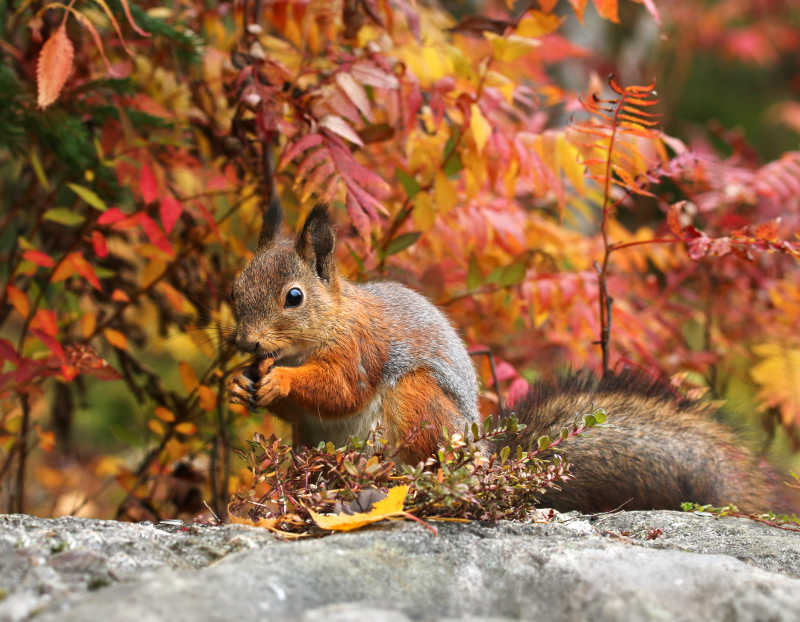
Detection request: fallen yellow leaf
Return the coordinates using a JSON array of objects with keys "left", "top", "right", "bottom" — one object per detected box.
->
[{"left": 308, "top": 485, "right": 409, "bottom": 532}]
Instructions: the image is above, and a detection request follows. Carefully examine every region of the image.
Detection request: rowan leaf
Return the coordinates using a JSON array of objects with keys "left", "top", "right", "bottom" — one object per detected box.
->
[
  {"left": 37, "top": 23, "right": 74, "bottom": 109},
  {"left": 319, "top": 115, "right": 364, "bottom": 147}
]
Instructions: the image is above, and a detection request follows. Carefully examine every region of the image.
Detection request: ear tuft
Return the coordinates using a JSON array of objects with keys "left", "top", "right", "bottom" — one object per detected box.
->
[
  {"left": 257, "top": 197, "right": 283, "bottom": 251},
  {"left": 296, "top": 204, "right": 336, "bottom": 281}
]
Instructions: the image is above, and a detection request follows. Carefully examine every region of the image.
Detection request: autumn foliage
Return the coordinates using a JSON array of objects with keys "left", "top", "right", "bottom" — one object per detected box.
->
[{"left": 1, "top": 0, "right": 799, "bottom": 521}]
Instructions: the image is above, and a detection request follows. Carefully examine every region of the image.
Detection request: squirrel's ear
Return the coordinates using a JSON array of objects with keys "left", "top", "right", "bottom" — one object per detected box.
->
[
  {"left": 296, "top": 204, "right": 336, "bottom": 282},
  {"left": 257, "top": 197, "right": 282, "bottom": 251}
]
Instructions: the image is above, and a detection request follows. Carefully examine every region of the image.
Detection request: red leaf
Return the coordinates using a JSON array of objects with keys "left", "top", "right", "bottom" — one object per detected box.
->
[
  {"left": 97, "top": 207, "right": 127, "bottom": 226},
  {"left": 140, "top": 163, "right": 158, "bottom": 204},
  {"left": 91, "top": 230, "right": 108, "bottom": 258},
  {"left": 22, "top": 249, "right": 55, "bottom": 268},
  {"left": 160, "top": 195, "right": 183, "bottom": 234},
  {"left": 278, "top": 133, "right": 324, "bottom": 170},
  {"left": 0, "top": 338, "right": 19, "bottom": 364},
  {"left": 37, "top": 23, "right": 74, "bottom": 108},
  {"left": 138, "top": 213, "right": 173, "bottom": 255}
]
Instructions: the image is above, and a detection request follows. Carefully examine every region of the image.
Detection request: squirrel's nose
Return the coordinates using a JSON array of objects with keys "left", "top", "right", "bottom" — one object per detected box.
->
[{"left": 236, "top": 337, "right": 260, "bottom": 354}]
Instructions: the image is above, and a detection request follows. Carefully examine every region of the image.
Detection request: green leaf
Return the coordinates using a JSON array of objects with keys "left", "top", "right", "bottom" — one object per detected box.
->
[
  {"left": 396, "top": 168, "right": 420, "bottom": 198},
  {"left": 583, "top": 413, "right": 597, "bottom": 427},
  {"left": 67, "top": 183, "right": 107, "bottom": 211},
  {"left": 487, "top": 262, "right": 526, "bottom": 287},
  {"left": 499, "top": 445, "right": 510, "bottom": 464},
  {"left": 471, "top": 422, "right": 479, "bottom": 442},
  {"left": 385, "top": 232, "right": 421, "bottom": 256},
  {"left": 30, "top": 150, "right": 50, "bottom": 191},
  {"left": 537, "top": 435, "right": 551, "bottom": 451},
  {"left": 43, "top": 208, "right": 85, "bottom": 226},
  {"left": 593, "top": 408, "right": 607, "bottom": 424},
  {"left": 442, "top": 153, "right": 463, "bottom": 177},
  {"left": 466, "top": 253, "right": 483, "bottom": 290}
]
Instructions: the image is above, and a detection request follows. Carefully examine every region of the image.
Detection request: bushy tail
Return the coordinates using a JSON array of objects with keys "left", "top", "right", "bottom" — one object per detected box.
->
[{"left": 493, "top": 370, "right": 795, "bottom": 515}]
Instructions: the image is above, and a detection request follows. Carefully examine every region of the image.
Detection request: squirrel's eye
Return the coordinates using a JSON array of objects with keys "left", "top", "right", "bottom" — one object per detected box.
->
[{"left": 285, "top": 287, "right": 304, "bottom": 308}]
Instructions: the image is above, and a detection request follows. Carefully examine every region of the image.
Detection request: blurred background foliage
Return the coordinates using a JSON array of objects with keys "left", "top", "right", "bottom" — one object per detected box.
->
[{"left": 0, "top": 0, "right": 799, "bottom": 520}]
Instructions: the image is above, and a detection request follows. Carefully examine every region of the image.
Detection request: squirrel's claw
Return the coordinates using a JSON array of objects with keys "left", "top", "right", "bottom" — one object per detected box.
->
[{"left": 252, "top": 368, "right": 291, "bottom": 407}]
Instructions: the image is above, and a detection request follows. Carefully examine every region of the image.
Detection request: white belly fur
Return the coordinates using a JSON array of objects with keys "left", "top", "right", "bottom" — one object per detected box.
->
[{"left": 297, "top": 391, "right": 384, "bottom": 447}]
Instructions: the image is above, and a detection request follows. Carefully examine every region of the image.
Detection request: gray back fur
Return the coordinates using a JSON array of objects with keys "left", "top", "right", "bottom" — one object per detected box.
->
[{"left": 360, "top": 282, "right": 480, "bottom": 424}]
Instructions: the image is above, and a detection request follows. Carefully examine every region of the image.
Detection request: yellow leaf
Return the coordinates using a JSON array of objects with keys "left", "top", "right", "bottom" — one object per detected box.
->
[
  {"left": 175, "top": 422, "right": 197, "bottom": 435},
  {"left": 148, "top": 419, "right": 165, "bottom": 435},
  {"left": 516, "top": 11, "right": 563, "bottom": 37},
  {"left": 95, "top": 456, "right": 122, "bottom": 477},
  {"left": 179, "top": 361, "right": 199, "bottom": 393},
  {"left": 104, "top": 328, "right": 127, "bottom": 350},
  {"left": 308, "top": 485, "right": 410, "bottom": 532},
  {"left": 154, "top": 407, "right": 175, "bottom": 422},
  {"left": 140, "top": 258, "right": 166, "bottom": 288},
  {"left": 412, "top": 192, "right": 436, "bottom": 231},
  {"left": 556, "top": 133, "right": 585, "bottom": 194},
  {"left": 434, "top": 171, "right": 458, "bottom": 214},
  {"left": 484, "top": 32, "right": 541, "bottom": 63},
  {"left": 751, "top": 343, "right": 800, "bottom": 427},
  {"left": 198, "top": 385, "right": 217, "bottom": 411},
  {"left": 469, "top": 104, "right": 492, "bottom": 154},
  {"left": 37, "top": 24, "right": 74, "bottom": 108}
]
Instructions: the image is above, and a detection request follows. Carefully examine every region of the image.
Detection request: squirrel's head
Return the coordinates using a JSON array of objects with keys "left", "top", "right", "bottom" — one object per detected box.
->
[{"left": 231, "top": 204, "right": 339, "bottom": 362}]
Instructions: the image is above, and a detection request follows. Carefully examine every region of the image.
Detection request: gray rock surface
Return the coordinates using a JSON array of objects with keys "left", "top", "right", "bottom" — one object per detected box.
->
[{"left": 2, "top": 511, "right": 800, "bottom": 621}]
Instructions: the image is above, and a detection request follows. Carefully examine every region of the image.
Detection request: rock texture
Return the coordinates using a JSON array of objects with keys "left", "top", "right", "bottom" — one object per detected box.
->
[{"left": 2, "top": 511, "right": 800, "bottom": 622}]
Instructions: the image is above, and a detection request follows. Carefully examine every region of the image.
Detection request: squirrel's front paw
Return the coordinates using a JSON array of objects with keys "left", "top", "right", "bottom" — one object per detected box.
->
[
  {"left": 228, "top": 357, "right": 275, "bottom": 409},
  {"left": 252, "top": 368, "right": 292, "bottom": 407}
]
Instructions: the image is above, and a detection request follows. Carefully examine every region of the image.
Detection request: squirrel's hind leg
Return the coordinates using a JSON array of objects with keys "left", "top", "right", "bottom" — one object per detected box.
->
[{"left": 382, "top": 369, "right": 467, "bottom": 464}]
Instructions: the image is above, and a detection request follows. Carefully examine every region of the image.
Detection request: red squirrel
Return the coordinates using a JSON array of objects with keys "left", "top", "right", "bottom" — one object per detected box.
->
[{"left": 229, "top": 204, "right": 796, "bottom": 514}]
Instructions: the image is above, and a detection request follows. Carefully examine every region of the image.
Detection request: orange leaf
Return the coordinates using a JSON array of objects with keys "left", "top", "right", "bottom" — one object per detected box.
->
[
  {"left": 175, "top": 422, "right": 197, "bottom": 435},
  {"left": 80, "top": 313, "right": 96, "bottom": 339},
  {"left": 148, "top": 419, "right": 165, "bottom": 435},
  {"left": 6, "top": 285, "right": 29, "bottom": 318},
  {"left": 31, "top": 309, "right": 58, "bottom": 337},
  {"left": 198, "top": 385, "right": 217, "bottom": 411},
  {"left": 111, "top": 289, "right": 130, "bottom": 302},
  {"left": 179, "top": 361, "right": 199, "bottom": 393},
  {"left": 593, "top": 0, "right": 619, "bottom": 22},
  {"left": 567, "top": 0, "right": 588, "bottom": 21},
  {"left": 104, "top": 328, "right": 127, "bottom": 350},
  {"left": 154, "top": 407, "right": 175, "bottom": 422},
  {"left": 37, "top": 23, "right": 74, "bottom": 108}
]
